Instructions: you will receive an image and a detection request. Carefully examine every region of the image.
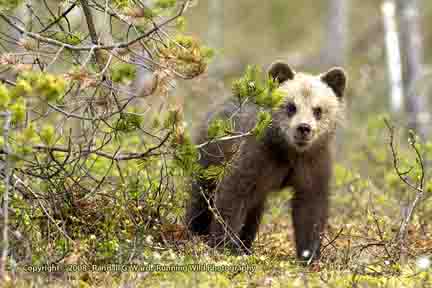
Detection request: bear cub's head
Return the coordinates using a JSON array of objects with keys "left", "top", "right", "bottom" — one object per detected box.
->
[{"left": 268, "top": 61, "right": 347, "bottom": 152}]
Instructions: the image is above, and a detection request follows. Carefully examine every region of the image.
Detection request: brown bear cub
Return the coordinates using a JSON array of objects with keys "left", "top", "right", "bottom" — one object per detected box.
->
[{"left": 185, "top": 61, "right": 347, "bottom": 261}]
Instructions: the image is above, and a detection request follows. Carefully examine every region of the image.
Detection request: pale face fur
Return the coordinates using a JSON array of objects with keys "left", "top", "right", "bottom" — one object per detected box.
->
[{"left": 271, "top": 72, "right": 345, "bottom": 152}]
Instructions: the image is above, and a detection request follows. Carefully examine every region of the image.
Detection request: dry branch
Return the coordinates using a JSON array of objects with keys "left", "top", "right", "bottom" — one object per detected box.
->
[
  {"left": 384, "top": 119, "right": 425, "bottom": 263},
  {"left": 0, "top": 111, "right": 11, "bottom": 280},
  {"left": 0, "top": 1, "right": 190, "bottom": 52}
]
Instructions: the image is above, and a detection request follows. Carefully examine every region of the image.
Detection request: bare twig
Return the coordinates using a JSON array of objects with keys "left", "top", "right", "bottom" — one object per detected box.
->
[
  {"left": 384, "top": 118, "right": 425, "bottom": 263},
  {"left": 80, "top": 0, "right": 105, "bottom": 69},
  {"left": 28, "top": 131, "right": 172, "bottom": 161},
  {"left": 11, "top": 175, "right": 74, "bottom": 243},
  {"left": 321, "top": 227, "right": 344, "bottom": 255},
  {"left": 196, "top": 132, "right": 252, "bottom": 149},
  {"left": 0, "top": 111, "right": 11, "bottom": 280},
  {"left": 39, "top": 2, "right": 77, "bottom": 33},
  {"left": 0, "top": 0, "right": 205, "bottom": 268},
  {"left": 0, "top": 1, "right": 190, "bottom": 52}
]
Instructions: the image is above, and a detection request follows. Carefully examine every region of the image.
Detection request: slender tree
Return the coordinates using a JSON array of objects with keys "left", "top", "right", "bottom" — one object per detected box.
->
[
  {"left": 322, "top": 0, "right": 349, "bottom": 67},
  {"left": 382, "top": 0, "right": 404, "bottom": 113},
  {"left": 398, "top": 0, "right": 429, "bottom": 138}
]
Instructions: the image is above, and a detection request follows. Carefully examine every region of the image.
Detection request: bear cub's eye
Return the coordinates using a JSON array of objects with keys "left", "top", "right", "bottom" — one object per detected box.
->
[
  {"left": 313, "top": 107, "right": 322, "bottom": 120},
  {"left": 287, "top": 103, "right": 297, "bottom": 116}
]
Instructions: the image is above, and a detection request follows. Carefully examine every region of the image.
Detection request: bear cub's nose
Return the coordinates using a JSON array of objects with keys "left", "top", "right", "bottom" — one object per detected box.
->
[{"left": 296, "top": 123, "right": 312, "bottom": 137}]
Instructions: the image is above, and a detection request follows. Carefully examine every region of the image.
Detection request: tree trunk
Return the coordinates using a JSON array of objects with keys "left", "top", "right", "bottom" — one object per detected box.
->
[
  {"left": 322, "top": 0, "right": 349, "bottom": 67},
  {"left": 322, "top": 0, "right": 349, "bottom": 157},
  {"left": 382, "top": 0, "right": 404, "bottom": 113},
  {"left": 398, "top": 0, "right": 429, "bottom": 138}
]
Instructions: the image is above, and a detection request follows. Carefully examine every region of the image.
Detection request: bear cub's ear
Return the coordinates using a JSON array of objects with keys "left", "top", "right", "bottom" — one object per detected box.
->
[
  {"left": 268, "top": 61, "right": 295, "bottom": 84},
  {"left": 320, "top": 68, "right": 347, "bottom": 99}
]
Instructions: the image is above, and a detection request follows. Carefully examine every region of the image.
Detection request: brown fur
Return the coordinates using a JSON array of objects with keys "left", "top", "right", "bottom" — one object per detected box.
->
[{"left": 185, "top": 61, "right": 347, "bottom": 261}]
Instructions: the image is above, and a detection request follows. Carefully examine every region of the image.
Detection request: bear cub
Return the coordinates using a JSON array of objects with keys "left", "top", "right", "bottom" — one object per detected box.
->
[{"left": 185, "top": 61, "right": 347, "bottom": 261}]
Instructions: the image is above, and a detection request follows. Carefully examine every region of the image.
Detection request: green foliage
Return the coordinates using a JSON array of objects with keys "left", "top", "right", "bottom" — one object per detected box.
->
[
  {"left": 174, "top": 35, "right": 194, "bottom": 48},
  {"left": 0, "top": 84, "right": 10, "bottom": 108},
  {"left": 224, "top": 65, "right": 285, "bottom": 141},
  {"left": 10, "top": 98, "right": 25, "bottom": 123},
  {"left": 155, "top": 0, "right": 176, "bottom": 9},
  {"left": 251, "top": 110, "right": 272, "bottom": 140},
  {"left": 111, "top": 63, "right": 137, "bottom": 84},
  {"left": 164, "top": 108, "right": 182, "bottom": 128},
  {"left": 160, "top": 34, "right": 214, "bottom": 77},
  {"left": 14, "top": 79, "right": 33, "bottom": 97},
  {"left": 172, "top": 134, "right": 199, "bottom": 174},
  {"left": 176, "top": 16, "right": 187, "bottom": 31},
  {"left": 110, "top": 0, "right": 129, "bottom": 8},
  {"left": 200, "top": 165, "right": 226, "bottom": 183},
  {"left": 199, "top": 46, "right": 215, "bottom": 61},
  {"left": 51, "top": 31, "right": 84, "bottom": 45},
  {"left": 207, "top": 118, "right": 233, "bottom": 139},
  {"left": 14, "top": 71, "right": 66, "bottom": 101},
  {"left": 115, "top": 113, "right": 143, "bottom": 133},
  {"left": 142, "top": 7, "right": 156, "bottom": 19},
  {"left": 0, "top": 83, "right": 28, "bottom": 126},
  {"left": 22, "top": 124, "right": 37, "bottom": 142},
  {"left": 0, "top": 0, "right": 21, "bottom": 10},
  {"left": 39, "top": 124, "right": 56, "bottom": 145},
  {"left": 232, "top": 65, "right": 263, "bottom": 103},
  {"left": 232, "top": 65, "right": 285, "bottom": 109},
  {"left": 255, "top": 77, "right": 285, "bottom": 108}
]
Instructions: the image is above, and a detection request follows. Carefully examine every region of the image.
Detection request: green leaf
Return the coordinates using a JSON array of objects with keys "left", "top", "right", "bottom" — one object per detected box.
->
[
  {"left": 115, "top": 113, "right": 143, "bottom": 133},
  {"left": 0, "top": 84, "right": 10, "bottom": 108},
  {"left": 207, "top": 118, "right": 232, "bottom": 139},
  {"left": 14, "top": 79, "right": 33, "bottom": 97},
  {"left": 232, "top": 65, "right": 286, "bottom": 109},
  {"left": 176, "top": 16, "right": 187, "bottom": 31},
  {"left": 111, "top": 63, "right": 137, "bottom": 83},
  {"left": 155, "top": 0, "right": 176, "bottom": 9},
  {"left": 251, "top": 111, "right": 272, "bottom": 140},
  {"left": 40, "top": 124, "right": 56, "bottom": 145},
  {"left": 10, "top": 98, "right": 26, "bottom": 123},
  {"left": 16, "top": 72, "right": 66, "bottom": 101},
  {"left": 0, "top": 0, "right": 22, "bottom": 11}
]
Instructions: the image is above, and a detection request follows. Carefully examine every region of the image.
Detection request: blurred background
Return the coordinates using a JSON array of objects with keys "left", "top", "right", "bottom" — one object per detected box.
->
[{"left": 182, "top": 0, "right": 432, "bottom": 144}]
